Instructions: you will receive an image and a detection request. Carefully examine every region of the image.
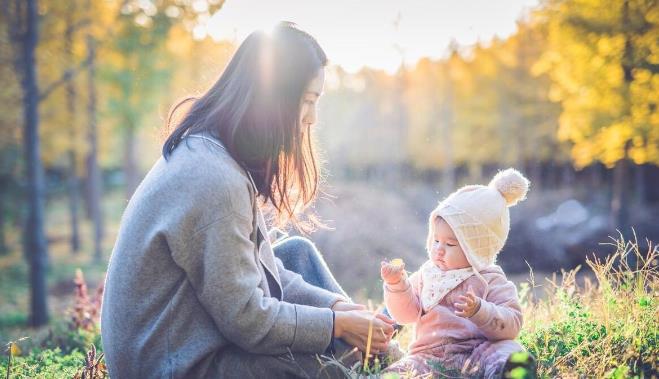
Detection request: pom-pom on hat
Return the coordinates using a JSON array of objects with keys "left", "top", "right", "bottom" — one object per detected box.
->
[{"left": 427, "top": 168, "right": 530, "bottom": 271}]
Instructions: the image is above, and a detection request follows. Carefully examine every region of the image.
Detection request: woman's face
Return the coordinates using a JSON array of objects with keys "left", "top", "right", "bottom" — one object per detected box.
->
[{"left": 299, "top": 68, "right": 325, "bottom": 131}]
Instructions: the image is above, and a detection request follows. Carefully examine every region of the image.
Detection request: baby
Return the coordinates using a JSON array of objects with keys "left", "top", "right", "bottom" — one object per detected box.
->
[{"left": 381, "top": 168, "right": 535, "bottom": 378}]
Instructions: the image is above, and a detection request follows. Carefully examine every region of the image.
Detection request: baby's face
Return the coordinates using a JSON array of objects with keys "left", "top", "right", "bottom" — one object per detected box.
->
[{"left": 430, "top": 217, "right": 471, "bottom": 271}]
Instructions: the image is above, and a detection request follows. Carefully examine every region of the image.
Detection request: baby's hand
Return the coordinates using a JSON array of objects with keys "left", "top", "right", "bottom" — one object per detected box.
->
[
  {"left": 454, "top": 290, "right": 481, "bottom": 318},
  {"left": 380, "top": 259, "right": 406, "bottom": 285}
]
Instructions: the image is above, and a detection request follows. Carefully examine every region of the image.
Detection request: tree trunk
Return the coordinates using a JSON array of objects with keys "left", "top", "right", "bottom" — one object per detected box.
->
[
  {"left": 561, "top": 164, "right": 575, "bottom": 188},
  {"left": 468, "top": 162, "right": 483, "bottom": 183},
  {"left": 393, "top": 73, "right": 407, "bottom": 185},
  {"left": 0, "top": 187, "right": 7, "bottom": 255},
  {"left": 123, "top": 123, "right": 139, "bottom": 201},
  {"left": 611, "top": 157, "right": 630, "bottom": 232},
  {"left": 86, "top": 30, "right": 103, "bottom": 263},
  {"left": 83, "top": 169, "right": 93, "bottom": 219},
  {"left": 611, "top": 0, "right": 633, "bottom": 237},
  {"left": 439, "top": 65, "right": 455, "bottom": 196},
  {"left": 590, "top": 163, "right": 603, "bottom": 189},
  {"left": 67, "top": 150, "right": 81, "bottom": 253},
  {"left": 22, "top": 0, "right": 49, "bottom": 327},
  {"left": 0, "top": 144, "right": 20, "bottom": 256},
  {"left": 530, "top": 160, "right": 542, "bottom": 191},
  {"left": 634, "top": 164, "right": 645, "bottom": 206},
  {"left": 65, "top": 4, "right": 80, "bottom": 253}
]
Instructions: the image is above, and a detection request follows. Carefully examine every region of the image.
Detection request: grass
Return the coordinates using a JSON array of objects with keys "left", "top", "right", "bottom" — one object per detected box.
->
[
  {"left": 0, "top": 190, "right": 121, "bottom": 343},
  {"left": 518, "top": 232, "right": 657, "bottom": 378},
  {"left": 0, "top": 190, "right": 657, "bottom": 379},
  {"left": 0, "top": 190, "right": 119, "bottom": 378},
  {"left": 319, "top": 232, "right": 658, "bottom": 378}
]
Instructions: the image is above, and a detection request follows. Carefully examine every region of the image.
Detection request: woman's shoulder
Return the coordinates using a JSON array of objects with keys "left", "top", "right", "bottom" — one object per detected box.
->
[
  {"left": 166, "top": 135, "right": 250, "bottom": 189},
  {"left": 137, "top": 136, "right": 254, "bottom": 219},
  {"left": 187, "top": 136, "right": 253, "bottom": 206}
]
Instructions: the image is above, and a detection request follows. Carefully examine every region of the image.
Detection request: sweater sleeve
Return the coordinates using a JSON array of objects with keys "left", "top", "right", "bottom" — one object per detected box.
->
[
  {"left": 170, "top": 178, "right": 334, "bottom": 355},
  {"left": 276, "top": 257, "right": 346, "bottom": 308},
  {"left": 383, "top": 272, "right": 423, "bottom": 324},
  {"left": 468, "top": 273, "right": 523, "bottom": 341}
]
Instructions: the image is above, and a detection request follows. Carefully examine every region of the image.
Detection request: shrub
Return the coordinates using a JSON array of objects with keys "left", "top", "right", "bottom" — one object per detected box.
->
[
  {"left": 519, "top": 233, "right": 658, "bottom": 377},
  {"left": 0, "top": 345, "right": 85, "bottom": 378}
]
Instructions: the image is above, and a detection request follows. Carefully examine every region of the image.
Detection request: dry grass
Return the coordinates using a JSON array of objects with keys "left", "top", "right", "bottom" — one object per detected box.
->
[
  {"left": 1, "top": 185, "right": 656, "bottom": 378},
  {"left": 519, "top": 232, "right": 658, "bottom": 378},
  {"left": 320, "top": 233, "right": 658, "bottom": 378}
]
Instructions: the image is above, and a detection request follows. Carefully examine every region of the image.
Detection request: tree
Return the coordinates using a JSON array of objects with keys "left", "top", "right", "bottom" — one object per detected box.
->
[
  {"left": 452, "top": 42, "right": 503, "bottom": 181},
  {"left": 537, "top": 0, "right": 659, "bottom": 230},
  {"left": 2, "top": 0, "right": 50, "bottom": 326},
  {"left": 85, "top": 0, "right": 103, "bottom": 262},
  {"left": 64, "top": 0, "right": 82, "bottom": 253},
  {"left": 104, "top": 11, "right": 173, "bottom": 199},
  {"left": 32, "top": 0, "right": 106, "bottom": 260},
  {"left": 0, "top": 6, "right": 23, "bottom": 256},
  {"left": 494, "top": 19, "right": 564, "bottom": 189},
  {"left": 103, "top": 0, "right": 225, "bottom": 201}
]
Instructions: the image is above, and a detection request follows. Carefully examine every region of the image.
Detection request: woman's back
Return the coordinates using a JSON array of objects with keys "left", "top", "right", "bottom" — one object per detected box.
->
[{"left": 101, "top": 136, "right": 252, "bottom": 378}]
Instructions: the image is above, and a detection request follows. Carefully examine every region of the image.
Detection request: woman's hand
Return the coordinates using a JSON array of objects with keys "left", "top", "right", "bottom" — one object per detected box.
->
[
  {"left": 380, "top": 260, "right": 407, "bottom": 285},
  {"left": 331, "top": 300, "right": 366, "bottom": 312},
  {"left": 454, "top": 290, "right": 481, "bottom": 318},
  {"left": 334, "top": 310, "right": 395, "bottom": 354}
]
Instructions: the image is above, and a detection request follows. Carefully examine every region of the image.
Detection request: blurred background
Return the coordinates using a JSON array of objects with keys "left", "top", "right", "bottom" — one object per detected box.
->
[{"left": 0, "top": 0, "right": 657, "bottom": 336}]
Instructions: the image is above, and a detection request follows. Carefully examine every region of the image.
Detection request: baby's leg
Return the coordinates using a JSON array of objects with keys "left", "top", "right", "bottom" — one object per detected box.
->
[
  {"left": 470, "top": 340, "right": 529, "bottom": 379},
  {"left": 383, "top": 353, "right": 433, "bottom": 378}
]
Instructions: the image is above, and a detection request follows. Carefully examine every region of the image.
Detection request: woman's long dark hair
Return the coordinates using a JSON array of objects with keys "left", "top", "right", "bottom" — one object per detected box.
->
[{"left": 162, "top": 22, "right": 327, "bottom": 230}]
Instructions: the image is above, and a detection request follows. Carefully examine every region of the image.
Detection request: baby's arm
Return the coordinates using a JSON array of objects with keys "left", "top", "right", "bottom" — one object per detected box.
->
[
  {"left": 468, "top": 274, "right": 523, "bottom": 341},
  {"left": 383, "top": 271, "right": 423, "bottom": 324}
]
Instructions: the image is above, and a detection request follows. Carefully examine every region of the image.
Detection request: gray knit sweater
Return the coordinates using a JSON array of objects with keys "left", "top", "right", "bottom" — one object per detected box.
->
[{"left": 100, "top": 134, "right": 342, "bottom": 378}]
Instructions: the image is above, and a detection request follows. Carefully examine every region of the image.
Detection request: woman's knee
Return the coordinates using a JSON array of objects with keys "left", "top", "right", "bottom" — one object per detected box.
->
[{"left": 275, "top": 235, "right": 316, "bottom": 254}]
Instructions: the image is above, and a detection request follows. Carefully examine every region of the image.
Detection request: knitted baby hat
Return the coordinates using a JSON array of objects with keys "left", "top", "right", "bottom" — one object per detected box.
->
[{"left": 427, "top": 168, "right": 530, "bottom": 271}]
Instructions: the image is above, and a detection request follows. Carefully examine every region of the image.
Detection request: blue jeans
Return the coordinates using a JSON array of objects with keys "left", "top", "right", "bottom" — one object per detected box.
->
[
  {"left": 272, "top": 236, "right": 349, "bottom": 300},
  {"left": 214, "top": 236, "right": 359, "bottom": 378},
  {"left": 274, "top": 236, "right": 401, "bottom": 332},
  {"left": 273, "top": 237, "right": 363, "bottom": 360}
]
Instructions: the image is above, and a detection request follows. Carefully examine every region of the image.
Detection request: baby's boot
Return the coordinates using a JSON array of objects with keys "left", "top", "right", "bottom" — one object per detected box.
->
[{"left": 501, "top": 351, "right": 536, "bottom": 379}]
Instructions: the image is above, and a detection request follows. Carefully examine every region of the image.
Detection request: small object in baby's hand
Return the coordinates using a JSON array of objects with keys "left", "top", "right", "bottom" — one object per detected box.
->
[{"left": 390, "top": 258, "right": 404, "bottom": 268}]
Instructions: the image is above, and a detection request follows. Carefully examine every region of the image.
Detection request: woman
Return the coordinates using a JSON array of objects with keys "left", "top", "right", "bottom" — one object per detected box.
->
[{"left": 101, "top": 22, "right": 394, "bottom": 378}]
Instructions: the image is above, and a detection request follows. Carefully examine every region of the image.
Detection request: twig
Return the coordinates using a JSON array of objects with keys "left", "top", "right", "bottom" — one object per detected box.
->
[
  {"left": 364, "top": 300, "right": 374, "bottom": 370},
  {"left": 65, "top": 19, "right": 91, "bottom": 36},
  {"left": 5, "top": 344, "right": 11, "bottom": 379},
  {"left": 39, "top": 57, "right": 91, "bottom": 102}
]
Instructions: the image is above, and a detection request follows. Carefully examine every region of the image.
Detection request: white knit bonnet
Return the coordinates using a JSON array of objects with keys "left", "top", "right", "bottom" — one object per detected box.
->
[{"left": 426, "top": 168, "right": 530, "bottom": 271}]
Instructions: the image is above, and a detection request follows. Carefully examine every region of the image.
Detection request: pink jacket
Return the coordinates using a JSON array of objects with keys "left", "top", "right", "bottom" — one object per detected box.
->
[{"left": 384, "top": 264, "right": 524, "bottom": 377}]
